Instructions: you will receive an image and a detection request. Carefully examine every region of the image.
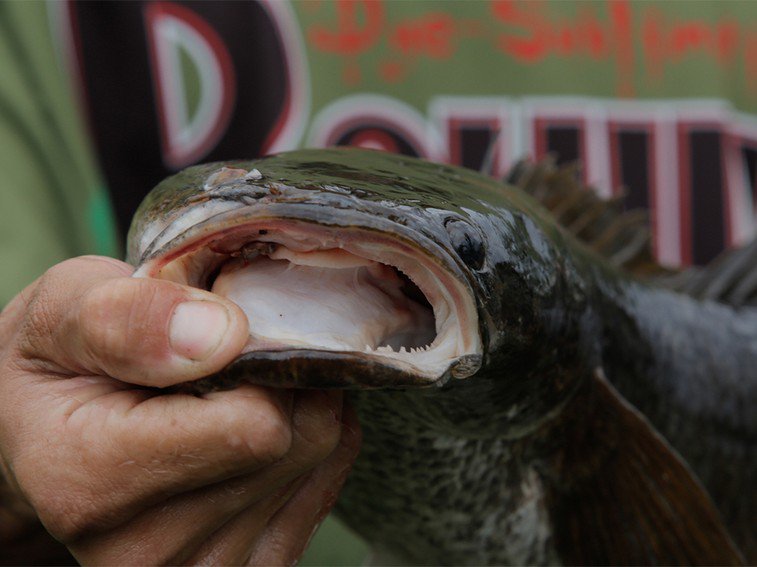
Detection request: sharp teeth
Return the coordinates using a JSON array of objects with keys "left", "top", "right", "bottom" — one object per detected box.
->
[{"left": 365, "top": 343, "right": 433, "bottom": 356}]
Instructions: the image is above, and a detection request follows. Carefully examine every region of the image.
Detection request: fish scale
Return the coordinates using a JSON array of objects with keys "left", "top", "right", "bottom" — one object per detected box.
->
[{"left": 342, "top": 390, "right": 555, "bottom": 565}]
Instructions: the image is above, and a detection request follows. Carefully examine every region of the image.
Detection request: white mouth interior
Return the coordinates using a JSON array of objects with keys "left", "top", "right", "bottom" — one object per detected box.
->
[
  {"left": 137, "top": 220, "right": 481, "bottom": 380},
  {"left": 214, "top": 249, "right": 436, "bottom": 353}
]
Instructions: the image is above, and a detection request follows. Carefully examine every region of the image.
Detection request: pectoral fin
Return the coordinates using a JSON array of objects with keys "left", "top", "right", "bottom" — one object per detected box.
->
[{"left": 546, "top": 369, "right": 744, "bottom": 566}]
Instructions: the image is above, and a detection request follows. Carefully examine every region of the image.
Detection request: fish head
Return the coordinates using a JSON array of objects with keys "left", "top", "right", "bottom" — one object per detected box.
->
[{"left": 129, "top": 148, "right": 586, "bottom": 402}]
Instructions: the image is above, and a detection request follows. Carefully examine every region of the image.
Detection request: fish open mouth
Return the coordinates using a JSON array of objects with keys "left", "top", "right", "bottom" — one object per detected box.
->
[{"left": 134, "top": 207, "right": 482, "bottom": 389}]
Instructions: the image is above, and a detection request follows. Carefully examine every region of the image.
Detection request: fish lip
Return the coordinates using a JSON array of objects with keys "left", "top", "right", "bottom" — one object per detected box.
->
[
  {"left": 138, "top": 200, "right": 451, "bottom": 265},
  {"left": 177, "top": 350, "right": 485, "bottom": 392},
  {"left": 134, "top": 200, "right": 483, "bottom": 386},
  {"left": 136, "top": 200, "right": 473, "bottom": 287}
]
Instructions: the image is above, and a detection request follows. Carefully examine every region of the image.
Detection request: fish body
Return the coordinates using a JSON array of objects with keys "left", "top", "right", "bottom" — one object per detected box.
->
[{"left": 128, "top": 149, "right": 755, "bottom": 565}]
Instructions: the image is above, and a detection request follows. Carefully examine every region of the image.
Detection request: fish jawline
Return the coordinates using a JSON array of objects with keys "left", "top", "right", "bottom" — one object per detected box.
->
[
  {"left": 177, "top": 349, "right": 484, "bottom": 392},
  {"left": 133, "top": 207, "right": 483, "bottom": 388}
]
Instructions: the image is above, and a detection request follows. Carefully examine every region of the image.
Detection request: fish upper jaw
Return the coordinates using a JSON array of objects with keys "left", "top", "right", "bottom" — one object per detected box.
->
[{"left": 133, "top": 204, "right": 483, "bottom": 389}]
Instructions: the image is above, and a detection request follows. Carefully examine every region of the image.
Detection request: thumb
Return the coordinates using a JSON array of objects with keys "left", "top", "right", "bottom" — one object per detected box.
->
[{"left": 15, "top": 256, "right": 249, "bottom": 387}]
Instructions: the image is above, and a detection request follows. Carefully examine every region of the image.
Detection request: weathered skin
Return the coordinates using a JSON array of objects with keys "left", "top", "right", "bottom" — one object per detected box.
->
[{"left": 128, "top": 149, "right": 756, "bottom": 565}]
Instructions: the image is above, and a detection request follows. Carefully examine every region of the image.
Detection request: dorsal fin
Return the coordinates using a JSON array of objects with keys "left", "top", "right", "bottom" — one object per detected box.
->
[
  {"left": 506, "top": 159, "right": 668, "bottom": 277},
  {"left": 506, "top": 159, "right": 757, "bottom": 304},
  {"left": 665, "top": 238, "right": 757, "bottom": 307}
]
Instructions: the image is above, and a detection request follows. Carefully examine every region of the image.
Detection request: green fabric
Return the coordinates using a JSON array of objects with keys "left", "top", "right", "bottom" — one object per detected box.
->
[
  {"left": 0, "top": 0, "right": 119, "bottom": 306},
  {"left": 300, "top": 515, "right": 369, "bottom": 566}
]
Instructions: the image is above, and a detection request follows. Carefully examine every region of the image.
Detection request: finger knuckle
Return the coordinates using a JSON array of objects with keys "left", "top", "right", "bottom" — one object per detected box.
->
[
  {"left": 36, "top": 257, "right": 98, "bottom": 303},
  {"left": 305, "top": 421, "right": 342, "bottom": 463},
  {"left": 9, "top": 444, "right": 101, "bottom": 544},
  {"left": 238, "top": 399, "right": 293, "bottom": 464},
  {"left": 18, "top": 274, "right": 67, "bottom": 355},
  {"left": 13, "top": 258, "right": 132, "bottom": 363},
  {"left": 18, "top": 258, "right": 117, "bottom": 356},
  {"left": 0, "top": 284, "right": 37, "bottom": 347},
  {"left": 79, "top": 279, "right": 165, "bottom": 366},
  {"left": 14, "top": 456, "right": 104, "bottom": 543},
  {"left": 78, "top": 280, "right": 132, "bottom": 356},
  {"left": 38, "top": 495, "right": 103, "bottom": 543},
  {"left": 293, "top": 396, "right": 342, "bottom": 464}
]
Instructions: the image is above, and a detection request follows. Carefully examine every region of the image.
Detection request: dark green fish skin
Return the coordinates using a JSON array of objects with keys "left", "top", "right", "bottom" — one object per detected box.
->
[{"left": 128, "top": 148, "right": 755, "bottom": 565}]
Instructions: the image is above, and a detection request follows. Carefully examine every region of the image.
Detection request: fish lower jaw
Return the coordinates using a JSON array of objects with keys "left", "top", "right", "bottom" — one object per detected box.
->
[{"left": 232, "top": 306, "right": 466, "bottom": 386}]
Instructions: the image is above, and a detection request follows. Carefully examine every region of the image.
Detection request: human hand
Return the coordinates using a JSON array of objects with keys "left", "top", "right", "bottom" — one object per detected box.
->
[{"left": 0, "top": 256, "right": 360, "bottom": 565}]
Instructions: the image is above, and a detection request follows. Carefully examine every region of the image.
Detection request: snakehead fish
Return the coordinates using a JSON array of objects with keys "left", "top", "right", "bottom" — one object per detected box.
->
[{"left": 128, "top": 148, "right": 755, "bottom": 566}]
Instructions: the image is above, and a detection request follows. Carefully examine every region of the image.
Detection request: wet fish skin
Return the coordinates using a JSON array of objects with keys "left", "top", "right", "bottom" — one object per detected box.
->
[
  {"left": 339, "top": 274, "right": 756, "bottom": 564},
  {"left": 327, "top": 162, "right": 755, "bottom": 562},
  {"left": 128, "top": 149, "right": 755, "bottom": 565}
]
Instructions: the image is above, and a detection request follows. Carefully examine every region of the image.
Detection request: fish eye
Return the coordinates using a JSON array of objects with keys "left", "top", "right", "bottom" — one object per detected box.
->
[{"left": 444, "top": 218, "right": 486, "bottom": 270}]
